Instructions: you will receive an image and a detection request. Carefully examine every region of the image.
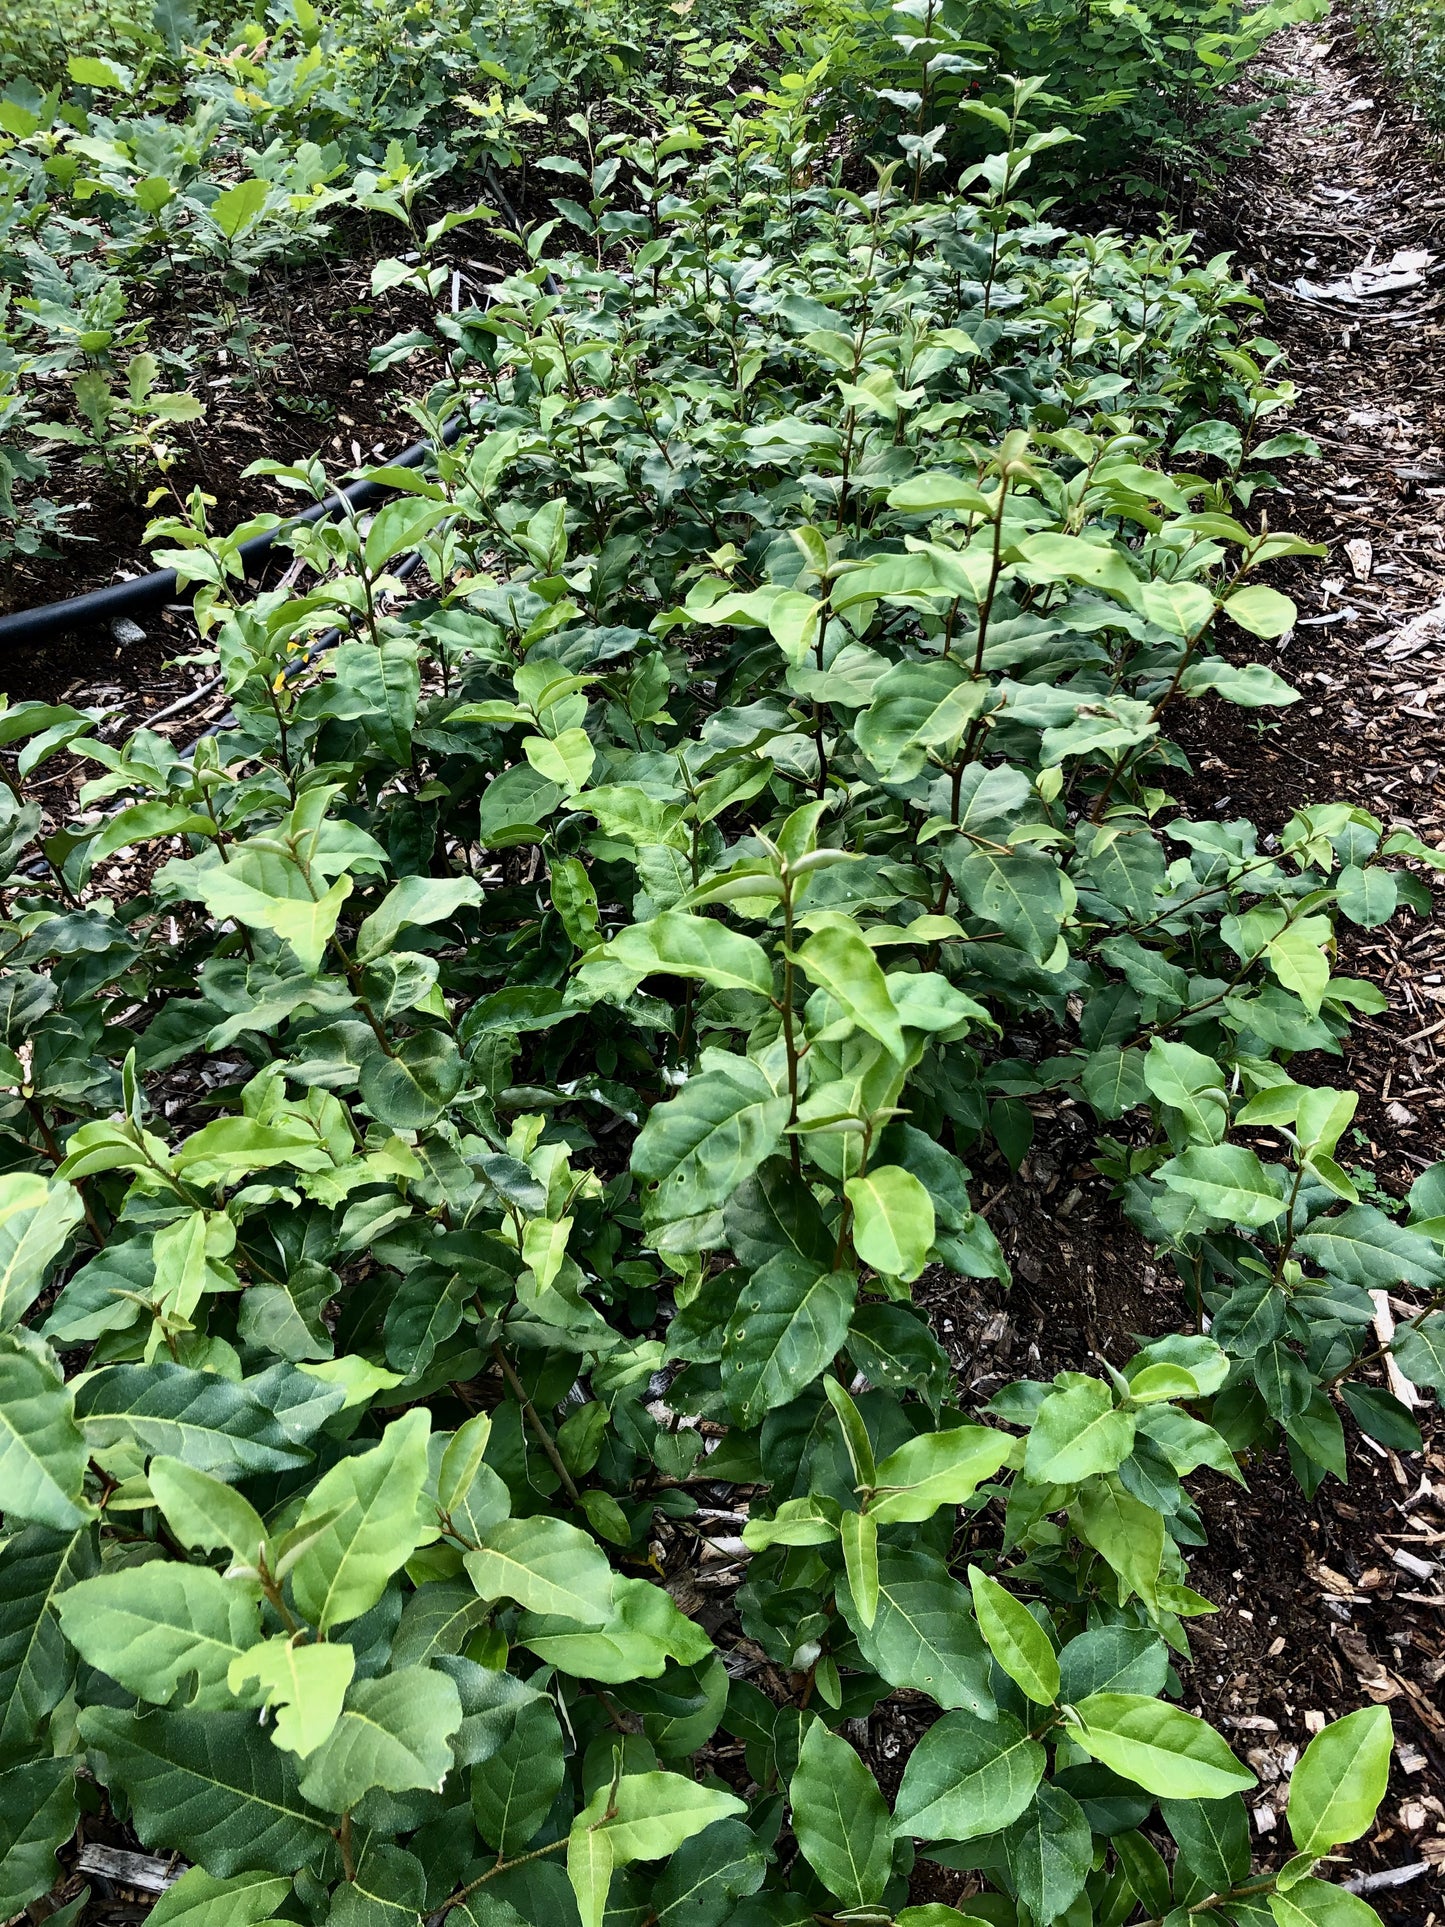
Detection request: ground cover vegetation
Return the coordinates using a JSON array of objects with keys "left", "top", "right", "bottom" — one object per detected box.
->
[
  {"left": 0, "top": 0, "right": 1321, "bottom": 575},
  {"left": 1354, "top": 0, "right": 1445, "bottom": 129},
  {"left": 0, "top": 0, "right": 1442, "bottom": 1924}
]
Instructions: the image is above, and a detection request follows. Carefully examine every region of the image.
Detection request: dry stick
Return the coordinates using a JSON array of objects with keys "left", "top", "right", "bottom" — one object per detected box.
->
[{"left": 491, "top": 1340, "right": 583, "bottom": 1506}]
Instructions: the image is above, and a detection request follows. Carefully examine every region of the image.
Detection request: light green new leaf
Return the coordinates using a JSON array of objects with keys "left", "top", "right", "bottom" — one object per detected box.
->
[
  {"left": 1225, "top": 583, "right": 1297, "bottom": 639},
  {"left": 1023, "top": 1379, "right": 1134, "bottom": 1485},
  {"left": 210, "top": 177, "right": 268, "bottom": 240},
  {"left": 789, "top": 1720, "right": 894, "bottom": 1906},
  {"left": 1071, "top": 1694, "right": 1254, "bottom": 1799},
  {"left": 147, "top": 1868, "right": 293, "bottom": 1927},
  {"left": 894, "top": 1709, "right": 1046, "bottom": 1841},
  {"left": 354, "top": 875, "right": 484, "bottom": 963},
  {"left": 568, "top": 1772, "right": 746, "bottom": 1927},
  {"left": 870, "top": 1425, "right": 1016, "bottom": 1524},
  {"left": 795, "top": 921, "right": 905, "bottom": 1059},
  {"left": 840, "top": 1510, "right": 879, "bottom": 1628},
  {"left": 1072, "top": 1477, "right": 1164, "bottom": 1610},
  {"left": 1268, "top": 1877, "right": 1386, "bottom": 1927},
  {"left": 601, "top": 913, "right": 772, "bottom": 995},
  {"left": 967, "top": 1568, "right": 1059, "bottom": 1704},
  {"left": 846, "top": 1165, "right": 935, "bottom": 1281},
  {"left": 1143, "top": 1038, "right": 1227, "bottom": 1145},
  {"left": 228, "top": 1637, "right": 355, "bottom": 1756},
  {"left": 0, "top": 1174, "right": 84, "bottom": 1329},
  {"left": 289, "top": 1407, "right": 432, "bottom": 1632},
  {"left": 1287, "top": 1706, "right": 1393, "bottom": 1856},
  {"left": 148, "top": 1457, "right": 268, "bottom": 1568},
  {"left": 525, "top": 728, "right": 595, "bottom": 793},
  {"left": 464, "top": 1515, "right": 616, "bottom": 1625},
  {"left": 1269, "top": 924, "right": 1330, "bottom": 1015},
  {"left": 0, "top": 1330, "right": 93, "bottom": 1530},
  {"left": 58, "top": 1565, "right": 259, "bottom": 1710}
]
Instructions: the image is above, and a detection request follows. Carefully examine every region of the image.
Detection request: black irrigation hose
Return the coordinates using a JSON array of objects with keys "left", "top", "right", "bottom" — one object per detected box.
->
[{"left": 0, "top": 413, "right": 468, "bottom": 649}]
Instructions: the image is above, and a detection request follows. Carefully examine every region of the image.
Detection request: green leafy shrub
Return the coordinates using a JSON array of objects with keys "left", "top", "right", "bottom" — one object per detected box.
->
[
  {"left": 0, "top": 9, "right": 1437, "bottom": 1927},
  {"left": 1356, "top": 0, "right": 1445, "bottom": 128}
]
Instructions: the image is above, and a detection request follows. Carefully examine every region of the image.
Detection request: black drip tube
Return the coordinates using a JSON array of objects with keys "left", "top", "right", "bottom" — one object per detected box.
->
[{"left": 0, "top": 412, "right": 468, "bottom": 648}]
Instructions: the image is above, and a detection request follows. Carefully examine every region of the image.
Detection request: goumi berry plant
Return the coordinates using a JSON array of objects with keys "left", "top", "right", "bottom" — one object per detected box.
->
[{"left": 0, "top": 10, "right": 1441, "bottom": 1927}]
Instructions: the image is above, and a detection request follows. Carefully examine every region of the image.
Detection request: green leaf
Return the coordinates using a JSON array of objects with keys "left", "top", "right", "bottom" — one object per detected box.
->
[
  {"left": 654, "top": 1816, "right": 766, "bottom": 1927},
  {"left": 471, "top": 1692, "right": 566, "bottom": 1854},
  {"left": 601, "top": 913, "right": 773, "bottom": 995},
  {"left": 75, "top": 1364, "right": 328, "bottom": 1479},
  {"left": 0, "top": 1330, "right": 93, "bottom": 1529},
  {"left": 0, "top": 1758, "right": 75, "bottom": 1915},
  {"left": 211, "top": 177, "right": 269, "bottom": 239},
  {"left": 0, "top": 1174, "right": 84, "bottom": 1329},
  {"left": 568, "top": 1771, "right": 746, "bottom": 1927},
  {"left": 148, "top": 1457, "right": 269, "bottom": 1567},
  {"left": 359, "top": 1030, "right": 464, "bottom": 1129},
  {"left": 227, "top": 1637, "right": 354, "bottom": 1757},
  {"left": 1224, "top": 584, "right": 1297, "bottom": 639},
  {"left": 363, "top": 498, "right": 452, "bottom": 576},
  {"left": 838, "top": 1546, "right": 994, "bottom": 1714},
  {"left": 967, "top": 1567, "right": 1059, "bottom": 1704},
  {"left": 0, "top": 1524, "right": 97, "bottom": 1758},
  {"left": 894, "top": 1708, "right": 1046, "bottom": 1842},
  {"left": 1160, "top": 1793, "right": 1251, "bottom": 1893},
  {"left": 79, "top": 1707, "right": 332, "bottom": 1875},
  {"left": 147, "top": 1868, "right": 294, "bottom": 1927},
  {"left": 795, "top": 921, "right": 905, "bottom": 1059},
  {"left": 845, "top": 1165, "right": 935, "bottom": 1281},
  {"left": 57, "top": 1565, "right": 260, "bottom": 1710},
  {"left": 949, "top": 845, "right": 1065, "bottom": 962},
  {"left": 1023, "top": 1378, "right": 1134, "bottom": 1484},
  {"left": 1002, "top": 1783, "right": 1091, "bottom": 1923},
  {"left": 840, "top": 1510, "right": 879, "bottom": 1628},
  {"left": 1287, "top": 1706, "right": 1393, "bottom": 1856},
  {"left": 289, "top": 1408, "right": 432, "bottom": 1632},
  {"left": 1156, "top": 1144, "right": 1287, "bottom": 1227},
  {"left": 869, "top": 1424, "right": 1016, "bottom": 1524},
  {"left": 720, "top": 1259, "right": 856, "bottom": 1426},
  {"left": 296, "top": 1666, "right": 462, "bottom": 1810},
  {"left": 633, "top": 1061, "right": 789, "bottom": 1220},
  {"left": 1070, "top": 1694, "right": 1254, "bottom": 1799},
  {"left": 1072, "top": 1477, "right": 1165, "bottom": 1611},
  {"left": 1335, "top": 864, "right": 1397, "bottom": 928},
  {"left": 1295, "top": 1207, "right": 1445, "bottom": 1291},
  {"left": 789, "top": 1720, "right": 894, "bottom": 1906},
  {"left": 464, "top": 1515, "right": 616, "bottom": 1624},
  {"left": 1392, "top": 1312, "right": 1445, "bottom": 1391},
  {"left": 1268, "top": 1877, "right": 1386, "bottom": 1927}
]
